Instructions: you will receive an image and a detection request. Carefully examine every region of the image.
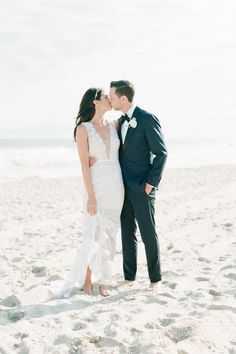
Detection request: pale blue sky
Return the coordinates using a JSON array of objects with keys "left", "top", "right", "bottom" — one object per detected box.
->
[{"left": 0, "top": 0, "right": 235, "bottom": 140}]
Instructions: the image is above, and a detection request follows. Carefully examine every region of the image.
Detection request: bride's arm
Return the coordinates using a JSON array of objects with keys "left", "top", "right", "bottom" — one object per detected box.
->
[{"left": 76, "top": 125, "right": 97, "bottom": 215}]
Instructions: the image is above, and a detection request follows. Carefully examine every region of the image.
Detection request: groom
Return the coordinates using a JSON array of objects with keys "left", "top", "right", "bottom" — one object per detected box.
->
[{"left": 109, "top": 80, "right": 167, "bottom": 290}]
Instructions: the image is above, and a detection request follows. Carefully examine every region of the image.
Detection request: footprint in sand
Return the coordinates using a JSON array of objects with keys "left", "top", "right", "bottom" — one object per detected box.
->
[
  {"left": 188, "top": 310, "right": 204, "bottom": 318},
  {"left": 197, "top": 257, "right": 210, "bottom": 263},
  {"left": 7, "top": 310, "right": 25, "bottom": 322},
  {"left": 12, "top": 257, "right": 24, "bottom": 262},
  {"left": 15, "top": 332, "right": 29, "bottom": 340},
  {"left": 208, "top": 304, "right": 236, "bottom": 313},
  {"left": 177, "top": 349, "right": 193, "bottom": 354},
  {"left": 53, "top": 334, "right": 72, "bottom": 345},
  {"left": 225, "top": 273, "right": 236, "bottom": 281},
  {"left": 195, "top": 277, "right": 210, "bottom": 282},
  {"left": 0, "top": 255, "right": 8, "bottom": 261},
  {"left": 69, "top": 336, "right": 124, "bottom": 354},
  {"left": 104, "top": 322, "right": 117, "bottom": 337},
  {"left": 229, "top": 342, "right": 236, "bottom": 354},
  {"left": 203, "top": 267, "right": 211, "bottom": 271},
  {"left": 219, "top": 256, "right": 228, "bottom": 261},
  {"left": 82, "top": 315, "right": 98, "bottom": 323},
  {"left": 98, "top": 337, "right": 129, "bottom": 353},
  {"left": 145, "top": 297, "right": 168, "bottom": 305},
  {"left": 185, "top": 291, "right": 203, "bottom": 300},
  {"left": 162, "top": 271, "right": 181, "bottom": 278},
  {"left": 73, "top": 322, "right": 87, "bottom": 331},
  {"left": 13, "top": 342, "right": 29, "bottom": 352},
  {"left": 228, "top": 348, "right": 236, "bottom": 354},
  {"left": 130, "top": 327, "right": 143, "bottom": 335},
  {"left": 165, "top": 322, "right": 197, "bottom": 343},
  {"left": 25, "top": 284, "right": 38, "bottom": 292},
  {"left": 162, "top": 281, "right": 177, "bottom": 290},
  {"left": 223, "top": 222, "right": 233, "bottom": 229},
  {"left": 159, "top": 292, "right": 175, "bottom": 299},
  {"left": 47, "top": 274, "right": 62, "bottom": 281},
  {"left": 144, "top": 321, "right": 161, "bottom": 329},
  {"left": 209, "top": 289, "right": 222, "bottom": 297},
  {"left": 172, "top": 249, "right": 182, "bottom": 254},
  {"left": 0, "top": 295, "right": 21, "bottom": 307},
  {"left": 96, "top": 308, "right": 112, "bottom": 315},
  {"left": 108, "top": 313, "right": 120, "bottom": 321},
  {"left": 167, "top": 243, "right": 174, "bottom": 250},
  {"left": 221, "top": 264, "right": 235, "bottom": 271},
  {"left": 167, "top": 313, "right": 181, "bottom": 318},
  {"left": 30, "top": 265, "right": 47, "bottom": 277},
  {"left": 159, "top": 318, "right": 176, "bottom": 327}
]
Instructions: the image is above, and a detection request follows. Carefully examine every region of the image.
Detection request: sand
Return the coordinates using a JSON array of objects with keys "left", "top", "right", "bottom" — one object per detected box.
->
[{"left": 0, "top": 165, "right": 235, "bottom": 353}]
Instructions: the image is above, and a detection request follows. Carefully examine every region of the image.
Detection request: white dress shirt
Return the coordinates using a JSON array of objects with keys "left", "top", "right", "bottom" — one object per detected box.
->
[{"left": 121, "top": 105, "right": 136, "bottom": 143}]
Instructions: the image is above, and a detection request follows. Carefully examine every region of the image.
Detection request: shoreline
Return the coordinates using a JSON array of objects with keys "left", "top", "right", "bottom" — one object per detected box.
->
[{"left": 1, "top": 163, "right": 236, "bottom": 181}]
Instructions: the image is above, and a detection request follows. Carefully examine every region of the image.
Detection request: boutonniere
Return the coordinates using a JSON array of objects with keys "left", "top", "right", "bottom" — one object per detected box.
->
[{"left": 129, "top": 117, "right": 137, "bottom": 128}]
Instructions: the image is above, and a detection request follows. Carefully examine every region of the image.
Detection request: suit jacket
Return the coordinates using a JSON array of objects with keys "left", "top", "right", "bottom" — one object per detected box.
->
[{"left": 117, "top": 106, "right": 168, "bottom": 193}]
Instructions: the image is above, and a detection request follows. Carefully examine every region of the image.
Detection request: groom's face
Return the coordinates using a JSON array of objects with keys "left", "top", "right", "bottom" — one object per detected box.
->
[{"left": 109, "top": 87, "right": 122, "bottom": 111}]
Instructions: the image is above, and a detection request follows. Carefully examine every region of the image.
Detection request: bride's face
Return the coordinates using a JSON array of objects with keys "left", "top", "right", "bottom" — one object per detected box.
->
[{"left": 96, "top": 93, "right": 112, "bottom": 112}]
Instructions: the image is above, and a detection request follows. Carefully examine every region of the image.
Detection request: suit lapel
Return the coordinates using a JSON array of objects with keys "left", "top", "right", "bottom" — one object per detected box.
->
[
  {"left": 117, "top": 116, "right": 124, "bottom": 153},
  {"left": 117, "top": 117, "right": 123, "bottom": 142},
  {"left": 122, "top": 124, "right": 135, "bottom": 152}
]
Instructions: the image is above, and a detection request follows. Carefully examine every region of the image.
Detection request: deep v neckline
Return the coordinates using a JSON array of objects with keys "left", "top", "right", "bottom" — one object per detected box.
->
[{"left": 90, "top": 121, "right": 111, "bottom": 160}]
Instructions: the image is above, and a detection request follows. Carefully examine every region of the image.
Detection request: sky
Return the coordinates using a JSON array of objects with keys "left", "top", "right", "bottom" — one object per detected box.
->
[{"left": 0, "top": 0, "right": 236, "bottom": 140}]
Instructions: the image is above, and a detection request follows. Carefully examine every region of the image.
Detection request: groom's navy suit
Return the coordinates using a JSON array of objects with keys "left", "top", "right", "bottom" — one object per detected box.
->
[{"left": 118, "top": 106, "right": 167, "bottom": 282}]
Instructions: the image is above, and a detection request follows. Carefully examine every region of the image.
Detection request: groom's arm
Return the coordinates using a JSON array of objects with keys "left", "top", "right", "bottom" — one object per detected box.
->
[{"left": 143, "top": 114, "right": 168, "bottom": 188}]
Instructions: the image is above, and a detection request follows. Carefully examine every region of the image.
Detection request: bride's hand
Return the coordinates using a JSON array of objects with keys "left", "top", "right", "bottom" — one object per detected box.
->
[
  {"left": 89, "top": 156, "right": 97, "bottom": 167},
  {"left": 87, "top": 197, "right": 97, "bottom": 215}
]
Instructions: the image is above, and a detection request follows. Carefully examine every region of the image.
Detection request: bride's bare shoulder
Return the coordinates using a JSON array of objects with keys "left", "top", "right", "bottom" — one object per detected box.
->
[{"left": 76, "top": 123, "right": 88, "bottom": 139}]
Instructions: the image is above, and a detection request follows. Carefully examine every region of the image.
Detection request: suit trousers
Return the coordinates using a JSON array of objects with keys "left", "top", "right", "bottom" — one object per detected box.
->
[{"left": 120, "top": 186, "right": 161, "bottom": 283}]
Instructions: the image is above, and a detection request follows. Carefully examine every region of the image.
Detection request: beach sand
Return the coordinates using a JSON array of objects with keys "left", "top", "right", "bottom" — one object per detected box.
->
[{"left": 0, "top": 165, "right": 235, "bottom": 353}]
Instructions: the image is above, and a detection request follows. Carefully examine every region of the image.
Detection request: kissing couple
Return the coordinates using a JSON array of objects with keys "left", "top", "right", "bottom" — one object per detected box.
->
[{"left": 57, "top": 80, "right": 167, "bottom": 298}]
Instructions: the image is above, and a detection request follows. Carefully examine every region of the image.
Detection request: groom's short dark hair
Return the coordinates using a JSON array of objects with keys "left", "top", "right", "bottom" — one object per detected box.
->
[{"left": 110, "top": 80, "right": 135, "bottom": 102}]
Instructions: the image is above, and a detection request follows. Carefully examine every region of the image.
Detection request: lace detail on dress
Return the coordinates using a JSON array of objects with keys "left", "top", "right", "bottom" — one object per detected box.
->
[
  {"left": 82, "top": 120, "right": 120, "bottom": 162},
  {"left": 90, "top": 123, "right": 111, "bottom": 159}
]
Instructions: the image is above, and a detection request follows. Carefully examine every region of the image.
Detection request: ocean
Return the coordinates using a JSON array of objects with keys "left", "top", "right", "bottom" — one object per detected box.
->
[{"left": 0, "top": 139, "right": 235, "bottom": 178}]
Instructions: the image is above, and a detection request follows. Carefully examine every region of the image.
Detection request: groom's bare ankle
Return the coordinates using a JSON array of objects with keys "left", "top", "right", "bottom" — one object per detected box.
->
[
  {"left": 147, "top": 281, "right": 160, "bottom": 291},
  {"left": 122, "top": 279, "right": 135, "bottom": 287}
]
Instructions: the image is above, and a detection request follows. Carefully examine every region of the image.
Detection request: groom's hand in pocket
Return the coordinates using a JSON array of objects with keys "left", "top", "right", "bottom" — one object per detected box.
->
[
  {"left": 89, "top": 156, "right": 97, "bottom": 167},
  {"left": 145, "top": 183, "right": 153, "bottom": 195}
]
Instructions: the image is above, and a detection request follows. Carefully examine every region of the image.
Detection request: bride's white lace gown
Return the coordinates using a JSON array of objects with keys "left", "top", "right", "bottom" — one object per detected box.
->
[{"left": 55, "top": 120, "right": 124, "bottom": 298}]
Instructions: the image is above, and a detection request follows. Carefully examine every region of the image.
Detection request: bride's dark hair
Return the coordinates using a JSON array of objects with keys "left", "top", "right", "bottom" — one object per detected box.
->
[{"left": 73, "top": 87, "right": 103, "bottom": 141}]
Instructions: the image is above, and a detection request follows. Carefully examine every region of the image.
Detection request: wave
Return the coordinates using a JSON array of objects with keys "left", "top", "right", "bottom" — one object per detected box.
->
[{"left": 0, "top": 139, "right": 235, "bottom": 178}]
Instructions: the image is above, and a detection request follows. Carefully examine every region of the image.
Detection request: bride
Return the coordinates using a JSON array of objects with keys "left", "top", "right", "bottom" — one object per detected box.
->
[{"left": 57, "top": 87, "right": 124, "bottom": 297}]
